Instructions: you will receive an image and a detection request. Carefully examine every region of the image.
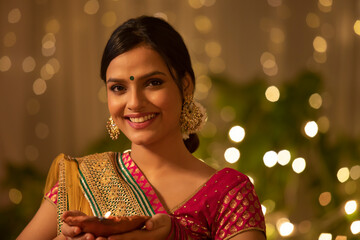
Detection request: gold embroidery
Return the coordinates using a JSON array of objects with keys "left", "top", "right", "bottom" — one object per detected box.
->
[{"left": 230, "top": 199, "right": 237, "bottom": 209}]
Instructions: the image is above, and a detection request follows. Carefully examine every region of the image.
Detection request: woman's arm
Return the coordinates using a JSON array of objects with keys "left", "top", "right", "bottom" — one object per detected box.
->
[
  {"left": 227, "top": 230, "right": 266, "bottom": 240},
  {"left": 17, "top": 199, "right": 59, "bottom": 240}
]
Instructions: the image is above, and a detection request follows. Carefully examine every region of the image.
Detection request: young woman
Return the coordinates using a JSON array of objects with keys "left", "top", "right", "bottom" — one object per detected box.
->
[{"left": 18, "top": 16, "right": 266, "bottom": 240}]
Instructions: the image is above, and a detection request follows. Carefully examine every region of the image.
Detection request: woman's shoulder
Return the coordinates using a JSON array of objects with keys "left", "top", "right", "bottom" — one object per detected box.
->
[
  {"left": 55, "top": 151, "right": 117, "bottom": 164},
  {"left": 212, "top": 167, "right": 250, "bottom": 186}
]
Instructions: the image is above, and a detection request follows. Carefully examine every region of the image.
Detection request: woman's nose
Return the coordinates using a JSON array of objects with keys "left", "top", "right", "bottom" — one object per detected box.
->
[{"left": 127, "top": 88, "right": 145, "bottom": 111}]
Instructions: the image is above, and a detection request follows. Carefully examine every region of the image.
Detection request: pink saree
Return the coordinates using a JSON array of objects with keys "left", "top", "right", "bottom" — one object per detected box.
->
[{"left": 46, "top": 151, "right": 266, "bottom": 239}]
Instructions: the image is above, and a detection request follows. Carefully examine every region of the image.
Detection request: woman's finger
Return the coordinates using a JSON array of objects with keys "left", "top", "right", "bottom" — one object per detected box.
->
[
  {"left": 61, "top": 222, "right": 82, "bottom": 237},
  {"left": 145, "top": 214, "right": 171, "bottom": 231}
]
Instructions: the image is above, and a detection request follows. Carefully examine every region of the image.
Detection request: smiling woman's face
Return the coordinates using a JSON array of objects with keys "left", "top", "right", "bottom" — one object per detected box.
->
[{"left": 106, "top": 45, "right": 185, "bottom": 146}]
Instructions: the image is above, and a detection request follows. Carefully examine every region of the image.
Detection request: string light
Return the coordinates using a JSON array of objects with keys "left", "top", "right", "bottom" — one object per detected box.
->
[
  {"left": 9, "top": 188, "right": 22, "bottom": 204},
  {"left": 313, "top": 36, "right": 327, "bottom": 53},
  {"left": 344, "top": 200, "right": 357, "bottom": 215},
  {"left": 263, "top": 151, "right": 277, "bottom": 168},
  {"left": 337, "top": 167, "right": 350, "bottom": 183},
  {"left": 354, "top": 20, "right": 360, "bottom": 36},
  {"left": 350, "top": 220, "right": 360, "bottom": 234},
  {"left": 229, "top": 125, "right": 245, "bottom": 143},
  {"left": 277, "top": 149, "right": 291, "bottom": 166},
  {"left": 3, "top": 32, "right": 16, "bottom": 47},
  {"left": 309, "top": 93, "right": 323, "bottom": 109},
  {"left": 319, "top": 192, "right": 332, "bottom": 206},
  {"left": 22, "top": 56, "right": 36, "bottom": 72},
  {"left": 8, "top": 8, "right": 21, "bottom": 23},
  {"left": 319, "top": 233, "right": 332, "bottom": 240},
  {"left": 224, "top": 147, "right": 240, "bottom": 163},
  {"left": 194, "top": 15, "right": 212, "bottom": 33},
  {"left": 35, "top": 122, "right": 50, "bottom": 139},
  {"left": 304, "top": 121, "right": 318, "bottom": 138},
  {"left": 33, "top": 78, "right": 47, "bottom": 95},
  {"left": 306, "top": 13, "right": 320, "bottom": 28},
  {"left": 350, "top": 165, "right": 360, "bottom": 180},
  {"left": 0, "top": 56, "right": 11, "bottom": 72},
  {"left": 292, "top": 157, "right": 306, "bottom": 173},
  {"left": 334, "top": 236, "right": 347, "bottom": 240},
  {"left": 84, "top": 0, "right": 99, "bottom": 15},
  {"left": 265, "top": 86, "right": 280, "bottom": 102},
  {"left": 277, "top": 218, "right": 294, "bottom": 237},
  {"left": 317, "top": 116, "right": 330, "bottom": 133},
  {"left": 101, "top": 11, "right": 117, "bottom": 27},
  {"left": 205, "top": 41, "right": 222, "bottom": 58}
]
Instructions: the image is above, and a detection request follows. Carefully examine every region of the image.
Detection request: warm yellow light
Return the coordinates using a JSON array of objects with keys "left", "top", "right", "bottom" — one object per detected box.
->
[
  {"left": 334, "top": 236, "right": 347, "bottom": 240},
  {"left": 265, "top": 86, "right": 280, "bottom": 102},
  {"left": 337, "top": 167, "right": 350, "bottom": 183},
  {"left": 350, "top": 165, "right": 360, "bottom": 180},
  {"left": 354, "top": 20, "right": 360, "bottom": 36},
  {"left": 344, "top": 200, "right": 357, "bottom": 215},
  {"left": 0, "top": 56, "right": 12, "bottom": 72},
  {"left": 40, "top": 64, "right": 55, "bottom": 80},
  {"left": 9, "top": 188, "right": 22, "bottom": 204},
  {"left": 84, "top": 0, "right": 99, "bottom": 15},
  {"left": 188, "top": 0, "right": 203, "bottom": 9},
  {"left": 313, "top": 36, "right": 327, "bottom": 53},
  {"left": 220, "top": 106, "right": 236, "bottom": 122},
  {"left": 263, "top": 151, "right": 277, "bottom": 168},
  {"left": 35, "top": 122, "right": 50, "bottom": 139},
  {"left": 267, "top": 0, "right": 282, "bottom": 7},
  {"left": 277, "top": 218, "right": 294, "bottom": 237},
  {"left": 319, "top": 192, "right": 331, "bottom": 206},
  {"left": 8, "top": 8, "right": 21, "bottom": 24},
  {"left": 313, "top": 51, "right": 327, "bottom": 63},
  {"left": 292, "top": 157, "right": 306, "bottom": 174},
  {"left": 209, "top": 57, "right": 225, "bottom": 74},
  {"left": 270, "top": 27, "right": 285, "bottom": 44},
  {"left": 22, "top": 56, "right": 36, "bottom": 73},
  {"left": 319, "top": 0, "right": 333, "bottom": 7},
  {"left": 194, "top": 15, "right": 212, "bottom": 33},
  {"left": 319, "top": 233, "right": 332, "bottom": 240},
  {"left": 3, "top": 32, "right": 16, "bottom": 47},
  {"left": 260, "top": 52, "right": 275, "bottom": 65},
  {"left": 229, "top": 126, "right": 245, "bottom": 143},
  {"left": 48, "top": 58, "right": 61, "bottom": 73},
  {"left": 304, "top": 121, "right": 318, "bottom": 138},
  {"left": 262, "top": 199, "right": 276, "bottom": 213},
  {"left": 350, "top": 220, "right": 360, "bottom": 234},
  {"left": 104, "top": 211, "right": 112, "bottom": 218},
  {"left": 306, "top": 13, "right": 320, "bottom": 28},
  {"left": 33, "top": 78, "right": 47, "bottom": 95},
  {"left": 46, "top": 19, "right": 60, "bottom": 33},
  {"left": 224, "top": 147, "right": 240, "bottom": 164},
  {"left": 278, "top": 150, "right": 291, "bottom": 166},
  {"left": 317, "top": 116, "right": 330, "bottom": 133},
  {"left": 309, "top": 93, "right": 323, "bottom": 109},
  {"left": 101, "top": 11, "right": 117, "bottom": 27},
  {"left": 205, "top": 41, "right": 222, "bottom": 58}
]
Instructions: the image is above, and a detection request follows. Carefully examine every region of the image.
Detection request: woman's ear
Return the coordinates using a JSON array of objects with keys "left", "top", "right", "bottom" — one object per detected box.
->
[{"left": 182, "top": 73, "right": 194, "bottom": 97}]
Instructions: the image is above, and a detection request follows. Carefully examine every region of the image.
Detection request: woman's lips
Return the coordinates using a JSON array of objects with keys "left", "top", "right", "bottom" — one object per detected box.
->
[{"left": 125, "top": 113, "right": 158, "bottom": 129}]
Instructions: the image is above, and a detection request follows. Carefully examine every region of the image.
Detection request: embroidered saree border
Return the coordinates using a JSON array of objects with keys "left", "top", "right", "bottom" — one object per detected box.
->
[
  {"left": 77, "top": 152, "right": 146, "bottom": 217},
  {"left": 115, "top": 152, "right": 155, "bottom": 216}
]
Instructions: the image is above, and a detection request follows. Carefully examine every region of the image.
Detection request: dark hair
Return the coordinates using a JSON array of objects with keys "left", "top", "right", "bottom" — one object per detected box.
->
[{"left": 100, "top": 16, "right": 199, "bottom": 153}]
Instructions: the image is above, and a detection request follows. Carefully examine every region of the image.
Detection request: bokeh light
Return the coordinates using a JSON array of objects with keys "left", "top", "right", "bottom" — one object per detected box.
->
[
  {"left": 319, "top": 192, "right": 332, "bottom": 206},
  {"left": 0, "top": 56, "right": 12, "bottom": 72},
  {"left": 292, "top": 157, "right": 306, "bottom": 173},
  {"left": 306, "top": 13, "right": 320, "bottom": 28},
  {"left": 337, "top": 167, "right": 350, "bottom": 183},
  {"left": 208, "top": 57, "right": 225, "bottom": 73},
  {"left": 354, "top": 20, "right": 360, "bottom": 36},
  {"left": 33, "top": 78, "right": 47, "bottom": 95},
  {"left": 270, "top": 27, "right": 285, "bottom": 44},
  {"left": 263, "top": 151, "right": 277, "bottom": 168},
  {"left": 220, "top": 106, "right": 236, "bottom": 122},
  {"left": 200, "top": 121, "right": 217, "bottom": 138},
  {"left": 265, "top": 86, "right": 280, "bottom": 102},
  {"left": 277, "top": 218, "right": 294, "bottom": 237},
  {"left": 313, "top": 36, "right": 327, "bottom": 53},
  {"left": 224, "top": 147, "right": 240, "bottom": 163},
  {"left": 350, "top": 165, "right": 360, "bottom": 180},
  {"left": 317, "top": 116, "right": 330, "bottom": 133},
  {"left": 22, "top": 56, "right": 36, "bottom": 72},
  {"left": 84, "top": 0, "right": 99, "bottom": 15},
  {"left": 262, "top": 199, "right": 276, "bottom": 214},
  {"left": 318, "top": 233, "right": 332, "bottom": 240},
  {"left": 267, "top": 0, "right": 282, "bottom": 7},
  {"left": 205, "top": 41, "right": 222, "bottom": 58},
  {"left": 304, "top": 121, "right": 318, "bottom": 138},
  {"left": 277, "top": 149, "right": 291, "bottom": 166},
  {"left": 309, "top": 93, "right": 322, "bottom": 109},
  {"left": 350, "top": 220, "right": 360, "bottom": 234},
  {"left": 229, "top": 125, "right": 245, "bottom": 143},
  {"left": 344, "top": 200, "right": 357, "bottom": 215},
  {"left": 35, "top": 122, "right": 50, "bottom": 139},
  {"left": 45, "top": 19, "right": 60, "bottom": 33},
  {"left": 3, "top": 32, "right": 17, "bottom": 47},
  {"left": 194, "top": 15, "right": 212, "bottom": 33},
  {"left": 313, "top": 51, "right": 327, "bottom": 63},
  {"left": 9, "top": 188, "right": 22, "bottom": 204},
  {"left": 101, "top": 11, "right": 117, "bottom": 27},
  {"left": 8, "top": 8, "right": 22, "bottom": 23}
]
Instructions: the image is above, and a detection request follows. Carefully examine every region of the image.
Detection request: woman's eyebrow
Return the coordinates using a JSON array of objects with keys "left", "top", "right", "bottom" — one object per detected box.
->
[{"left": 107, "top": 71, "right": 167, "bottom": 83}]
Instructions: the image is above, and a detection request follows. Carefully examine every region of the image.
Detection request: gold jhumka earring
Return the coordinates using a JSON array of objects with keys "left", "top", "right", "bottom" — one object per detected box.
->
[
  {"left": 180, "top": 95, "right": 207, "bottom": 140},
  {"left": 106, "top": 116, "right": 120, "bottom": 140}
]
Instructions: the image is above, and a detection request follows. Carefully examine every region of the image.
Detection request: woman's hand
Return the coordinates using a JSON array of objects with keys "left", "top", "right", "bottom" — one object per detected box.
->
[
  {"left": 61, "top": 210, "right": 96, "bottom": 240},
  {"left": 107, "top": 214, "right": 172, "bottom": 240}
]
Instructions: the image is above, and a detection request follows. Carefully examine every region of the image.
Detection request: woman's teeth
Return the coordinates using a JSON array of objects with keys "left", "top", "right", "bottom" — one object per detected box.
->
[{"left": 129, "top": 114, "right": 156, "bottom": 123}]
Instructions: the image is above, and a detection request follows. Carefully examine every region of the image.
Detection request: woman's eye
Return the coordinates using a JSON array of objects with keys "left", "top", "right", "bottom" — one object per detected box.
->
[
  {"left": 148, "top": 79, "right": 163, "bottom": 87},
  {"left": 110, "top": 85, "right": 125, "bottom": 92}
]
